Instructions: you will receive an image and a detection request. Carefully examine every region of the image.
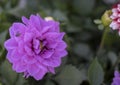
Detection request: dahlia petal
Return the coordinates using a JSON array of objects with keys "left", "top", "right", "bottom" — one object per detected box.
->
[
  {"left": 14, "top": 64, "right": 27, "bottom": 73},
  {"left": 111, "top": 71, "right": 120, "bottom": 85},
  {"left": 112, "top": 8, "right": 118, "bottom": 13},
  {"left": 27, "top": 25, "right": 41, "bottom": 37},
  {"left": 117, "top": 18, "right": 120, "bottom": 23},
  {"left": 118, "top": 14, "right": 120, "bottom": 17},
  {"left": 24, "top": 32, "right": 34, "bottom": 42},
  {"left": 28, "top": 63, "right": 40, "bottom": 75},
  {"left": 33, "top": 38, "right": 40, "bottom": 49},
  {"left": 43, "top": 57, "right": 61, "bottom": 67},
  {"left": 9, "top": 23, "right": 26, "bottom": 37},
  {"left": 18, "top": 41, "right": 25, "bottom": 53},
  {"left": 55, "top": 50, "right": 67, "bottom": 58},
  {"left": 24, "top": 45, "right": 34, "bottom": 56},
  {"left": 7, "top": 49, "right": 24, "bottom": 63},
  {"left": 117, "top": 4, "right": 120, "bottom": 11},
  {"left": 23, "top": 55, "right": 36, "bottom": 64},
  {"left": 110, "top": 15, "right": 117, "bottom": 19},
  {"left": 12, "top": 61, "right": 27, "bottom": 72},
  {"left": 56, "top": 41, "right": 67, "bottom": 51},
  {"left": 44, "top": 21, "right": 60, "bottom": 32},
  {"left": 33, "top": 70, "right": 47, "bottom": 80},
  {"left": 48, "top": 67, "right": 55, "bottom": 74},
  {"left": 30, "top": 15, "right": 42, "bottom": 30},
  {"left": 46, "top": 41, "right": 58, "bottom": 48},
  {"left": 43, "top": 32, "right": 65, "bottom": 41},
  {"left": 24, "top": 72, "right": 30, "bottom": 78},
  {"left": 4, "top": 38, "right": 17, "bottom": 50},
  {"left": 6, "top": 50, "right": 13, "bottom": 63},
  {"left": 35, "top": 49, "right": 41, "bottom": 54},
  {"left": 41, "top": 26, "right": 51, "bottom": 34},
  {"left": 113, "top": 12, "right": 118, "bottom": 17},
  {"left": 112, "top": 78, "right": 120, "bottom": 85},
  {"left": 110, "top": 22, "right": 119, "bottom": 30},
  {"left": 115, "top": 71, "right": 120, "bottom": 77},
  {"left": 41, "top": 49, "right": 54, "bottom": 58},
  {"left": 37, "top": 14, "right": 45, "bottom": 26},
  {"left": 22, "top": 16, "right": 29, "bottom": 25},
  {"left": 11, "top": 49, "right": 22, "bottom": 61}
]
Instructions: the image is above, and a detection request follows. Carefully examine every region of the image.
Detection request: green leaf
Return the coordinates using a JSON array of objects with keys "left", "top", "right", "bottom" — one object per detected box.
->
[
  {"left": 88, "top": 58, "right": 104, "bottom": 85},
  {"left": 55, "top": 65, "right": 86, "bottom": 85},
  {"left": 98, "top": 24, "right": 104, "bottom": 30},
  {"left": 0, "top": 45, "right": 3, "bottom": 56},
  {"left": 94, "top": 19, "right": 102, "bottom": 24},
  {"left": 0, "top": 49, "right": 6, "bottom": 64},
  {"left": 108, "top": 51, "right": 117, "bottom": 66},
  {"left": 73, "top": 43, "right": 92, "bottom": 60},
  {"left": 0, "top": 30, "right": 8, "bottom": 45},
  {"left": 0, "top": 31, "right": 8, "bottom": 62},
  {"left": 15, "top": 74, "right": 26, "bottom": 85},
  {"left": 0, "top": 60, "right": 18, "bottom": 85}
]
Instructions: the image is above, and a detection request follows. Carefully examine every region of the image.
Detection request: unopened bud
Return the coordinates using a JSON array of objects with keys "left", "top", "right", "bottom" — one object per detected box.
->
[
  {"left": 45, "top": 16, "right": 54, "bottom": 21},
  {"left": 101, "top": 10, "right": 112, "bottom": 27}
]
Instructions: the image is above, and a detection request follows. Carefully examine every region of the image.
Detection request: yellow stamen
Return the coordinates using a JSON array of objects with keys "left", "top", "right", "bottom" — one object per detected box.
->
[{"left": 40, "top": 41, "right": 43, "bottom": 50}]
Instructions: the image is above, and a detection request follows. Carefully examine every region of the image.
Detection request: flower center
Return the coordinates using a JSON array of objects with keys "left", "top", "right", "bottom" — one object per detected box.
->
[
  {"left": 32, "top": 38, "right": 47, "bottom": 55},
  {"left": 40, "top": 41, "right": 43, "bottom": 50}
]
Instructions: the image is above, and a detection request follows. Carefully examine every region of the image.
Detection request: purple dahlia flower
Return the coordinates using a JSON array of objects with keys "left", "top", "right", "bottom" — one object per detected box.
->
[
  {"left": 4, "top": 14, "right": 67, "bottom": 80},
  {"left": 111, "top": 71, "right": 120, "bottom": 85}
]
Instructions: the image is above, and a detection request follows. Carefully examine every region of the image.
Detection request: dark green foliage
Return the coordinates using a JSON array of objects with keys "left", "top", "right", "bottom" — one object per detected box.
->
[{"left": 88, "top": 58, "right": 104, "bottom": 85}]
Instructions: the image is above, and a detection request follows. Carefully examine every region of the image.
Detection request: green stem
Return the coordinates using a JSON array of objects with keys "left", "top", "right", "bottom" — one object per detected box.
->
[
  {"left": 97, "top": 27, "right": 109, "bottom": 55},
  {"left": 112, "top": 58, "right": 120, "bottom": 70}
]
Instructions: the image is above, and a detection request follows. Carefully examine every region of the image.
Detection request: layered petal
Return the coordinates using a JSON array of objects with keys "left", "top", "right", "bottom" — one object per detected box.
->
[
  {"left": 4, "top": 38, "right": 18, "bottom": 50},
  {"left": 110, "top": 4, "right": 120, "bottom": 35},
  {"left": 42, "top": 57, "right": 61, "bottom": 67},
  {"left": 28, "top": 63, "right": 40, "bottom": 75},
  {"left": 33, "top": 70, "right": 47, "bottom": 80},
  {"left": 43, "top": 32, "right": 65, "bottom": 41},
  {"left": 9, "top": 23, "right": 26, "bottom": 38},
  {"left": 12, "top": 60, "right": 27, "bottom": 73}
]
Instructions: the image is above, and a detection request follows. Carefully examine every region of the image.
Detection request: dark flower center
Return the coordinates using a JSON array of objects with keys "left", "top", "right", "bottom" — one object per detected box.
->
[
  {"left": 40, "top": 41, "right": 43, "bottom": 50},
  {"left": 32, "top": 38, "right": 47, "bottom": 55}
]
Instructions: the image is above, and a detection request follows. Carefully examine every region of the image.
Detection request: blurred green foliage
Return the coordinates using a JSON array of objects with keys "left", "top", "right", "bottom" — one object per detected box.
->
[{"left": 0, "top": 0, "right": 120, "bottom": 85}]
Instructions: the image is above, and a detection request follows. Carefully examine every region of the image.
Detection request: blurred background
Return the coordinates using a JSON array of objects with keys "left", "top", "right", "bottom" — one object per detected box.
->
[{"left": 0, "top": 0, "right": 120, "bottom": 85}]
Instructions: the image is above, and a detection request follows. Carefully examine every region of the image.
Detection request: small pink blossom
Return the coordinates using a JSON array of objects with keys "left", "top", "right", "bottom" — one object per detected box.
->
[
  {"left": 4, "top": 14, "right": 67, "bottom": 80},
  {"left": 110, "top": 4, "right": 120, "bottom": 35}
]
